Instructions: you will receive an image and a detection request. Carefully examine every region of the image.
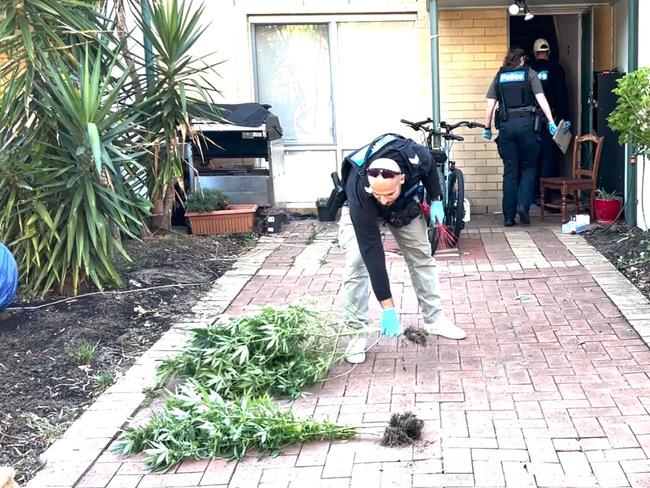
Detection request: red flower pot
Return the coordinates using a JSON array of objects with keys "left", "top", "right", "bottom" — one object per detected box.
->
[{"left": 594, "top": 197, "right": 622, "bottom": 224}]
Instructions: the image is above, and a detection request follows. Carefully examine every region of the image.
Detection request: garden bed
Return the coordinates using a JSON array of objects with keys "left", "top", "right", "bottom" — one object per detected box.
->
[
  {"left": 0, "top": 231, "right": 255, "bottom": 483},
  {"left": 584, "top": 223, "right": 650, "bottom": 302}
]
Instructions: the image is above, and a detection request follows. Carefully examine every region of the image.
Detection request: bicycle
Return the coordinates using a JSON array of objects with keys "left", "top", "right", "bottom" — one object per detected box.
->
[{"left": 400, "top": 118, "right": 485, "bottom": 254}]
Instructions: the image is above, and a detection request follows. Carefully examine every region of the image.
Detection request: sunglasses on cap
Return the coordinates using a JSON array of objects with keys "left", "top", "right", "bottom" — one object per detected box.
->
[{"left": 367, "top": 168, "right": 402, "bottom": 178}]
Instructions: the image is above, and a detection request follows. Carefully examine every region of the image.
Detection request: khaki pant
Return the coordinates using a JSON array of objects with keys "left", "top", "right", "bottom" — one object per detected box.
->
[{"left": 338, "top": 206, "right": 444, "bottom": 333}]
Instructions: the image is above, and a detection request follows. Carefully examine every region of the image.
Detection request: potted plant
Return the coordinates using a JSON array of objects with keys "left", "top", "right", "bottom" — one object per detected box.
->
[
  {"left": 185, "top": 189, "right": 258, "bottom": 235},
  {"left": 594, "top": 188, "right": 623, "bottom": 225},
  {"left": 316, "top": 197, "right": 336, "bottom": 222}
]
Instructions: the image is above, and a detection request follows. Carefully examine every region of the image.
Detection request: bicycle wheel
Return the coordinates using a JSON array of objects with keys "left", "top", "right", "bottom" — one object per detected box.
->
[
  {"left": 429, "top": 168, "right": 464, "bottom": 254},
  {"left": 446, "top": 168, "right": 465, "bottom": 244}
]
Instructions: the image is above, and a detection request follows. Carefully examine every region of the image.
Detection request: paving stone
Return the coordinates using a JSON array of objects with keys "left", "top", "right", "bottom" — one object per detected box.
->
[{"left": 18, "top": 219, "right": 650, "bottom": 488}]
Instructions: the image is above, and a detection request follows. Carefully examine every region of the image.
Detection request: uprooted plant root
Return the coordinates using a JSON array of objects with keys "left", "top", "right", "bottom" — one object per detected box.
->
[
  {"left": 381, "top": 411, "right": 424, "bottom": 447},
  {"left": 402, "top": 326, "right": 429, "bottom": 346}
]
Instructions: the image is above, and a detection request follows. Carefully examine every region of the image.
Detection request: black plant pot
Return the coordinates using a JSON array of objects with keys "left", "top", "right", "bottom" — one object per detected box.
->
[{"left": 316, "top": 205, "right": 336, "bottom": 222}]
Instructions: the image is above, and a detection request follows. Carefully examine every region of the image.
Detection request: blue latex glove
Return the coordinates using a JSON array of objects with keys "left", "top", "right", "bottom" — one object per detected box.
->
[
  {"left": 482, "top": 128, "right": 492, "bottom": 140},
  {"left": 429, "top": 200, "right": 445, "bottom": 225},
  {"left": 562, "top": 121, "right": 572, "bottom": 133},
  {"left": 548, "top": 121, "right": 558, "bottom": 136},
  {"left": 380, "top": 308, "right": 401, "bottom": 337}
]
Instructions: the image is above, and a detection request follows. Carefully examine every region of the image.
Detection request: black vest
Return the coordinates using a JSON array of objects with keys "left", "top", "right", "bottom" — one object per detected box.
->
[
  {"left": 529, "top": 59, "right": 558, "bottom": 114},
  {"left": 496, "top": 66, "right": 535, "bottom": 111}
]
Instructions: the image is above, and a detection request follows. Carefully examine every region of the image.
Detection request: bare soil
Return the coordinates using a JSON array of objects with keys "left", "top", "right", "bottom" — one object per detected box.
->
[
  {"left": 0, "top": 231, "right": 255, "bottom": 483},
  {"left": 584, "top": 223, "right": 650, "bottom": 301}
]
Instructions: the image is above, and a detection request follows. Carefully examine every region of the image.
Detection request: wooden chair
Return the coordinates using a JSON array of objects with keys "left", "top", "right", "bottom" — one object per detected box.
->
[{"left": 540, "top": 133, "right": 604, "bottom": 223}]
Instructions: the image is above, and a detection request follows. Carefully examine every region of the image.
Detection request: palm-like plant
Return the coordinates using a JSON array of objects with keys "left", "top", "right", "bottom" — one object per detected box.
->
[
  {"left": 0, "top": 0, "right": 223, "bottom": 295},
  {"left": 134, "top": 0, "right": 223, "bottom": 230}
]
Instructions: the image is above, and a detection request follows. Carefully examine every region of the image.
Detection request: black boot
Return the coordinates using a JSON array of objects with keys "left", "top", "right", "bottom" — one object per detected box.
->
[{"left": 517, "top": 207, "right": 530, "bottom": 225}]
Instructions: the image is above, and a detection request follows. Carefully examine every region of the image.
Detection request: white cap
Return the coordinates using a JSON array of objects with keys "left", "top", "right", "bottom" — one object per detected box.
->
[
  {"left": 368, "top": 158, "right": 401, "bottom": 173},
  {"left": 533, "top": 38, "right": 550, "bottom": 52}
]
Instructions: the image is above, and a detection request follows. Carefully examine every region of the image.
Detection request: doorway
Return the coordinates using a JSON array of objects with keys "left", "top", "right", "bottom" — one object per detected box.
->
[{"left": 509, "top": 13, "right": 583, "bottom": 176}]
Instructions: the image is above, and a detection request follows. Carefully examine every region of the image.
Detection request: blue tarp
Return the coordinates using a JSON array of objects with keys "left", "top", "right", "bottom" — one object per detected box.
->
[{"left": 0, "top": 243, "right": 18, "bottom": 310}]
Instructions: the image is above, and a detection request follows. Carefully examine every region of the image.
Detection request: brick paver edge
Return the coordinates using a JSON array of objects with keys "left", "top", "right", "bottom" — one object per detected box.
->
[
  {"left": 25, "top": 235, "right": 286, "bottom": 488},
  {"left": 557, "top": 231, "right": 650, "bottom": 340}
]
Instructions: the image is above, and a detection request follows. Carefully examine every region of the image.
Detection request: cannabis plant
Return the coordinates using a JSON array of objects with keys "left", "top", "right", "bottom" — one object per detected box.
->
[
  {"left": 118, "top": 305, "right": 356, "bottom": 471},
  {"left": 157, "top": 305, "right": 342, "bottom": 399},
  {"left": 118, "top": 381, "right": 356, "bottom": 471}
]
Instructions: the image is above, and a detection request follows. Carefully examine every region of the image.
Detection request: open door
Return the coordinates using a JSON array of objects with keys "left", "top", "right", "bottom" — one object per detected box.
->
[{"left": 580, "top": 7, "right": 593, "bottom": 135}]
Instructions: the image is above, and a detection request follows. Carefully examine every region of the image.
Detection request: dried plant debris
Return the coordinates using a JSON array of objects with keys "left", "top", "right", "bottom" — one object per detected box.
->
[
  {"left": 402, "top": 326, "right": 429, "bottom": 346},
  {"left": 381, "top": 411, "right": 424, "bottom": 447}
]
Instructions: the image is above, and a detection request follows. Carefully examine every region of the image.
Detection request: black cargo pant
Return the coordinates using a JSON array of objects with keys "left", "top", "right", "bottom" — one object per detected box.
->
[
  {"left": 534, "top": 128, "right": 561, "bottom": 202},
  {"left": 496, "top": 114, "right": 540, "bottom": 221}
]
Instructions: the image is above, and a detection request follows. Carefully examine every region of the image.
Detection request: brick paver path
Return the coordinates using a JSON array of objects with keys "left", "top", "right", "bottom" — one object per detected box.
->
[{"left": 48, "top": 217, "right": 650, "bottom": 487}]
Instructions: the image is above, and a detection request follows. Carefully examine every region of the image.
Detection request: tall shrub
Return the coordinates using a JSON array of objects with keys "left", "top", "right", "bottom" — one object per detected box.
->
[
  {"left": 608, "top": 67, "right": 650, "bottom": 157},
  {"left": 0, "top": 0, "right": 223, "bottom": 295}
]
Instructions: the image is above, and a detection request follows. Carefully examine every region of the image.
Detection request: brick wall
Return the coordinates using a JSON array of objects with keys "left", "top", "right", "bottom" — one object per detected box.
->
[{"left": 439, "top": 9, "right": 508, "bottom": 214}]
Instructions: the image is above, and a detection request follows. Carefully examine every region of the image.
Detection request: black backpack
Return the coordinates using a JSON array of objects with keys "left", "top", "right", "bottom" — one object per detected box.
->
[{"left": 342, "top": 133, "right": 446, "bottom": 196}]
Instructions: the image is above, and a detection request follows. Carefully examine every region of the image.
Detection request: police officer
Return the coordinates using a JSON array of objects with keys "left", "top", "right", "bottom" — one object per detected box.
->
[
  {"left": 338, "top": 136, "right": 466, "bottom": 364},
  {"left": 529, "top": 38, "right": 571, "bottom": 206},
  {"left": 483, "top": 47, "right": 558, "bottom": 227}
]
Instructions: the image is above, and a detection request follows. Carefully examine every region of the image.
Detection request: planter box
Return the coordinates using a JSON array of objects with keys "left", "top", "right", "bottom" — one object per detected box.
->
[{"left": 185, "top": 204, "right": 258, "bottom": 235}]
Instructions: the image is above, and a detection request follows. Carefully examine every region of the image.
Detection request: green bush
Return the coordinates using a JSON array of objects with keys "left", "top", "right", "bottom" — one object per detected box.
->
[
  {"left": 608, "top": 67, "right": 650, "bottom": 156},
  {"left": 184, "top": 189, "right": 230, "bottom": 212}
]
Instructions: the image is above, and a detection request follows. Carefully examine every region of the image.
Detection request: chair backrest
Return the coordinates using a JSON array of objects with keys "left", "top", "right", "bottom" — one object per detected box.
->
[{"left": 571, "top": 133, "right": 604, "bottom": 182}]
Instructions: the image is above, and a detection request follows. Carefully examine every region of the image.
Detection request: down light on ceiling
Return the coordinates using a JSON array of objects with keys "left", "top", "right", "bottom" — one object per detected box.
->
[{"left": 508, "top": 3, "right": 521, "bottom": 15}]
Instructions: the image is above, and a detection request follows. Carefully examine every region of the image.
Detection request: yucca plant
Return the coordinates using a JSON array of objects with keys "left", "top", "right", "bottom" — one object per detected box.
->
[
  {"left": 133, "top": 0, "right": 224, "bottom": 231},
  {"left": 0, "top": 0, "right": 224, "bottom": 295},
  {"left": 0, "top": 0, "right": 150, "bottom": 294}
]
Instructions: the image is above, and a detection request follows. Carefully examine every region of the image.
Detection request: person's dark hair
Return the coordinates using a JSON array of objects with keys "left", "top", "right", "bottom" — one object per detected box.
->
[{"left": 501, "top": 47, "right": 528, "bottom": 69}]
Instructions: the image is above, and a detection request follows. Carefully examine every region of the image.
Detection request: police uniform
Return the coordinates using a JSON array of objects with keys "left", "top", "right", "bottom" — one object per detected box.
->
[
  {"left": 530, "top": 47, "right": 569, "bottom": 202},
  {"left": 487, "top": 66, "right": 543, "bottom": 224}
]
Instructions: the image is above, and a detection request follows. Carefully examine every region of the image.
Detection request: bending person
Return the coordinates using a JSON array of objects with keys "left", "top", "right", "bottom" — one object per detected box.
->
[{"left": 338, "top": 136, "right": 466, "bottom": 364}]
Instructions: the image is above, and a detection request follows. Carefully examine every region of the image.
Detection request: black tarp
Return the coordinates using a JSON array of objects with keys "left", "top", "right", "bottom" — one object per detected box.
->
[{"left": 191, "top": 102, "right": 283, "bottom": 141}]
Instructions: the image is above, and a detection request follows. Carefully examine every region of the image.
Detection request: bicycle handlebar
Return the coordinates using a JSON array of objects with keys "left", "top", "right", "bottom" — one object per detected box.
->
[
  {"left": 400, "top": 118, "right": 464, "bottom": 141},
  {"left": 440, "top": 120, "right": 485, "bottom": 131},
  {"left": 400, "top": 118, "right": 432, "bottom": 130}
]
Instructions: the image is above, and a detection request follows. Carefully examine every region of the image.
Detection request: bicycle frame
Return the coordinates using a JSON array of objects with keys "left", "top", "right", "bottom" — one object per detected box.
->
[
  {"left": 400, "top": 117, "right": 484, "bottom": 252},
  {"left": 402, "top": 118, "right": 471, "bottom": 205}
]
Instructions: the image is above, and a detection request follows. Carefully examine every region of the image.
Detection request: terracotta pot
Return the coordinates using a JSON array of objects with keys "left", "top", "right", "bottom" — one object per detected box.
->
[
  {"left": 185, "top": 204, "right": 258, "bottom": 235},
  {"left": 594, "top": 197, "right": 622, "bottom": 224}
]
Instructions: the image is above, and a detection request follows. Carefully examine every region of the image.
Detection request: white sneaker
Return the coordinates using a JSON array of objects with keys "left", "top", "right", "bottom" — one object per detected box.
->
[
  {"left": 424, "top": 315, "right": 467, "bottom": 340},
  {"left": 345, "top": 337, "right": 367, "bottom": 364}
]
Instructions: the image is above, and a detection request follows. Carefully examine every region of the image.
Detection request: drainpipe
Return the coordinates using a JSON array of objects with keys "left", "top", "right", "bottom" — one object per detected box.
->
[
  {"left": 627, "top": 0, "right": 638, "bottom": 227},
  {"left": 141, "top": 0, "right": 155, "bottom": 93},
  {"left": 428, "top": 0, "right": 441, "bottom": 145}
]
